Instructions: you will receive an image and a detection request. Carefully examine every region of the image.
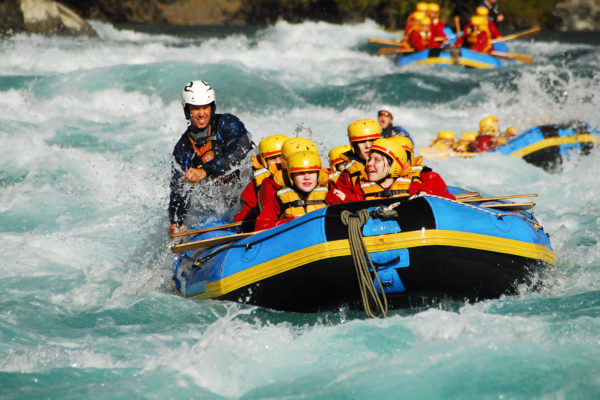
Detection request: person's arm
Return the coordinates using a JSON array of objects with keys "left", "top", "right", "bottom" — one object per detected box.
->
[
  {"left": 168, "top": 139, "right": 191, "bottom": 232},
  {"left": 234, "top": 181, "right": 258, "bottom": 222},
  {"left": 488, "top": 21, "right": 501, "bottom": 39},
  {"left": 254, "top": 186, "right": 281, "bottom": 231},
  {"left": 410, "top": 30, "right": 427, "bottom": 51},
  {"left": 202, "top": 114, "right": 253, "bottom": 178},
  {"left": 471, "top": 31, "right": 490, "bottom": 53},
  {"left": 409, "top": 168, "right": 455, "bottom": 200}
]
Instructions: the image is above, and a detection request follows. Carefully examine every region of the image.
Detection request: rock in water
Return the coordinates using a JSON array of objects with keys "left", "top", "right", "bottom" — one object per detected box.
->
[{"left": 1, "top": 0, "right": 98, "bottom": 37}]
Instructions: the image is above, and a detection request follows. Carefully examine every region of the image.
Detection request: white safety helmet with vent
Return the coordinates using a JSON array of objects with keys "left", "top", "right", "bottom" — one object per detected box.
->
[{"left": 181, "top": 80, "right": 216, "bottom": 119}]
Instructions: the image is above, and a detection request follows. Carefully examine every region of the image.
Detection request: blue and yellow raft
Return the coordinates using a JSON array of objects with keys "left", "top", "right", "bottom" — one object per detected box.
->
[
  {"left": 493, "top": 121, "right": 600, "bottom": 171},
  {"left": 395, "top": 30, "right": 513, "bottom": 69},
  {"left": 172, "top": 189, "right": 555, "bottom": 312}
]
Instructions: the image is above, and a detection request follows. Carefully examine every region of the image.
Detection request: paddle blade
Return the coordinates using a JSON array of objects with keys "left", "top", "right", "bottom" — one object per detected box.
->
[
  {"left": 369, "top": 37, "right": 403, "bottom": 46},
  {"left": 490, "top": 51, "right": 534, "bottom": 63},
  {"left": 171, "top": 231, "right": 259, "bottom": 253},
  {"left": 377, "top": 47, "right": 413, "bottom": 55}
]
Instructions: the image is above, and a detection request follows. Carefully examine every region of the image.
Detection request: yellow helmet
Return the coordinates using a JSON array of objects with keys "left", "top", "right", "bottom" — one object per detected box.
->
[
  {"left": 286, "top": 151, "right": 322, "bottom": 183},
  {"left": 505, "top": 126, "right": 517, "bottom": 137},
  {"left": 476, "top": 6, "right": 489, "bottom": 16},
  {"left": 258, "top": 134, "right": 289, "bottom": 168},
  {"left": 460, "top": 131, "right": 478, "bottom": 142},
  {"left": 370, "top": 138, "right": 409, "bottom": 178},
  {"left": 420, "top": 17, "right": 432, "bottom": 26},
  {"left": 479, "top": 115, "right": 499, "bottom": 134},
  {"left": 416, "top": 2, "right": 428, "bottom": 11},
  {"left": 428, "top": 3, "right": 440, "bottom": 13},
  {"left": 436, "top": 130, "right": 455, "bottom": 141},
  {"left": 281, "top": 137, "right": 319, "bottom": 170},
  {"left": 471, "top": 15, "right": 488, "bottom": 26},
  {"left": 412, "top": 11, "right": 427, "bottom": 22},
  {"left": 389, "top": 136, "right": 414, "bottom": 164},
  {"left": 328, "top": 144, "right": 351, "bottom": 169},
  {"left": 347, "top": 119, "right": 382, "bottom": 143}
]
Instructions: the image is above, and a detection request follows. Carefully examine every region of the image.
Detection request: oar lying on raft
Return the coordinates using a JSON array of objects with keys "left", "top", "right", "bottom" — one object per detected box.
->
[
  {"left": 454, "top": 191, "right": 480, "bottom": 199},
  {"left": 377, "top": 47, "right": 415, "bottom": 55},
  {"left": 477, "top": 202, "right": 536, "bottom": 211},
  {"left": 171, "top": 231, "right": 262, "bottom": 253},
  {"left": 369, "top": 37, "right": 403, "bottom": 46},
  {"left": 457, "top": 193, "right": 537, "bottom": 203},
  {"left": 171, "top": 221, "right": 242, "bottom": 238}
]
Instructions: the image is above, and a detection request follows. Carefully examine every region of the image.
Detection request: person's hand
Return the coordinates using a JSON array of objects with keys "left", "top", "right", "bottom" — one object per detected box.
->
[
  {"left": 169, "top": 223, "right": 186, "bottom": 237},
  {"left": 332, "top": 189, "right": 346, "bottom": 201},
  {"left": 497, "top": 14, "right": 504, "bottom": 23},
  {"left": 182, "top": 167, "right": 207, "bottom": 183}
]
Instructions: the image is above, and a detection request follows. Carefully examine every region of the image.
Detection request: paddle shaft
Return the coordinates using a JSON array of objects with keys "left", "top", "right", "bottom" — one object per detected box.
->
[
  {"left": 490, "top": 51, "right": 533, "bottom": 63},
  {"left": 491, "top": 26, "right": 540, "bottom": 44},
  {"left": 454, "top": 191, "right": 480, "bottom": 199},
  {"left": 171, "top": 231, "right": 262, "bottom": 253},
  {"left": 458, "top": 194, "right": 537, "bottom": 203},
  {"left": 171, "top": 221, "right": 242, "bottom": 238},
  {"left": 479, "top": 202, "right": 535, "bottom": 211},
  {"left": 378, "top": 47, "right": 414, "bottom": 55}
]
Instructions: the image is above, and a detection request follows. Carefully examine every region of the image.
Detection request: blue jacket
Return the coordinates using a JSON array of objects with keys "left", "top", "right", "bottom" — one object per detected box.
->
[
  {"left": 169, "top": 113, "right": 253, "bottom": 226},
  {"left": 382, "top": 125, "right": 414, "bottom": 146}
]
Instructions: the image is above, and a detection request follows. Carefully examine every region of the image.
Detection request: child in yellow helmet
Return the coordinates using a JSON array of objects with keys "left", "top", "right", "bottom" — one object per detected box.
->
[
  {"left": 235, "top": 134, "right": 289, "bottom": 230},
  {"left": 255, "top": 151, "right": 329, "bottom": 231},
  {"left": 327, "top": 119, "right": 382, "bottom": 204}
]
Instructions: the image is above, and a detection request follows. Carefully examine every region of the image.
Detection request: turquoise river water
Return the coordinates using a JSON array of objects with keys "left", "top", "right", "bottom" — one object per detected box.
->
[{"left": 1, "top": 20, "right": 599, "bottom": 399}]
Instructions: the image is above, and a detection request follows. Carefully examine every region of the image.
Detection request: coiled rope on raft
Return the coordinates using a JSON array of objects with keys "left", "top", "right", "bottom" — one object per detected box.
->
[{"left": 340, "top": 209, "right": 388, "bottom": 318}]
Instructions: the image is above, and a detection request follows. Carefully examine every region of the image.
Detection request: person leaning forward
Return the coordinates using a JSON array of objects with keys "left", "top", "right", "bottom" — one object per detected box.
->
[{"left": 168, "top": 80, "right": 253, "bottom": 237}]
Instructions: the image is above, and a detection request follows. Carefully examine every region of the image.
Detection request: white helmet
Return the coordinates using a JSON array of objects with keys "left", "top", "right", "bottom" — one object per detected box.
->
[{"left": 181, "top": 80, "right": 216, "bottom": 119}]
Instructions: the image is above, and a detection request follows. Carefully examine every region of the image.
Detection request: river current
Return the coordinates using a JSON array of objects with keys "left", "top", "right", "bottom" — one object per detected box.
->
[{"left": 1, "top": 20, "right": 599, "bottom": 399}]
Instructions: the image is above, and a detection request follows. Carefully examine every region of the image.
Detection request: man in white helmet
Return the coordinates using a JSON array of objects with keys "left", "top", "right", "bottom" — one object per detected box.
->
[{"left": 168, "top": 80, "right": 253, "bottom": 237}]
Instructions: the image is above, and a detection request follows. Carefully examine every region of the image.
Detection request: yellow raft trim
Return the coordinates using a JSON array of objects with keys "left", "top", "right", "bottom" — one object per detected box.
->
[
  {"left": 415, "top": 57, "right": 496, "bottom": 69},
  {"left": 190, "top": 229, "right": 556, "bottom": 300},
  {"left": 510, "top": 134, "right": 600, "bottom": 158}
]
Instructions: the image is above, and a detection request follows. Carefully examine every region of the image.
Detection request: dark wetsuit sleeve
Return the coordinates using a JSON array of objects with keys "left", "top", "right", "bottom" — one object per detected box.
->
[
  {"left": 168, "top": 136, "right": 191, "bottom": 226},
  {"left": 202, "top": 114, "right": 253, "bottom": 178}
]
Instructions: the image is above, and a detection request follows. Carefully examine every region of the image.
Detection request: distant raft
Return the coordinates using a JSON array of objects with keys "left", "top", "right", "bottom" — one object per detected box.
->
[
  {"left": 492, "top": 121, "right": 600, "bottom": 171},
  {"left": 396, "top": 38, "right": 513, "bottom": 69},
  {"left": 172, "top": 189, "right": 555, "bottom": 313}
]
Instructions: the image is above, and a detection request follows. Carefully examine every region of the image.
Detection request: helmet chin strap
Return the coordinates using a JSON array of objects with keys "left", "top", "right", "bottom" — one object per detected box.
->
[{"left": 375, "top": 174, "right": 392, "bottom": 187}]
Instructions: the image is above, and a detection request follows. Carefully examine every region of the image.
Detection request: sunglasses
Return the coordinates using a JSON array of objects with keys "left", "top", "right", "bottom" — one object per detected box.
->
[{"left": 378, "top": 111, "right": 392, "bottom": 118}]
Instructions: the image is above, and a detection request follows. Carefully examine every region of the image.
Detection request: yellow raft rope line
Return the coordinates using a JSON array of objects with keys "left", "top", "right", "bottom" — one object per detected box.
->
[{"left": 340, "top": 209, "right": 388, "bottom": 319}]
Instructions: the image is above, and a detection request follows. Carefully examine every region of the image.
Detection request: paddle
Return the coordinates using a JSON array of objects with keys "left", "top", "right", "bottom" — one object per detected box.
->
[
  {"left": 490, "top": 51, "right": 534, "bottom": 63},
  {"left": 491, "top": 26, "right": 540, "bottom": 44},
  {"left": 454, "top": 15, "right": 461, "bottom": 36},
  {"left": 478, "top": 202, "right": 535, "bottom": 211},
  {"left": 171, "top": 231, "right": 262, "bottom": 253},
  {"left": 378, "top": 27, "right": 404, "bottom": 35},
  {"left": 369, "top": 37, "right": 403, "bottom": 46},
  {"left": 458, "top": 194, "right": 538, "bottom": 203},
  {"left": 378, "top": 47, "right": 414, "bottom": 55},
  {"left": 454, "top": 191, "right": 480, "bottom": 199},
  {"left": 171, "top": 221, "right": 242, "bottom": 238}
]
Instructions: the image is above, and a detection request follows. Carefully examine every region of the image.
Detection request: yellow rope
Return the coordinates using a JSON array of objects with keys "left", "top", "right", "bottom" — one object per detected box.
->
[{"left": 340, "top": 209, "right": 388, "bottom": 318}]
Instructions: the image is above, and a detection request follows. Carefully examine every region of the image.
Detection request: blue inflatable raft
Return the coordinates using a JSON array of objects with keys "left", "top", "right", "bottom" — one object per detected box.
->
[
  {"left": 493, "top": 121, "right": 600, "bottom": 171},
  {"left": 172, "top": 189, "right": 555, "bottom": 313},
  {"left": 395, "top": 28, "right": 513, "bottom": 69}
]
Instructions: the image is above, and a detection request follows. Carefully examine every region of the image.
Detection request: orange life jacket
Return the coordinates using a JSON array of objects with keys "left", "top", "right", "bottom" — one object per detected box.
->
[
  {"left": 360, "top": 176, "right": 412, "bottom": 200},
  {"left": 276, "top": 186, "right": 328, "bottom": 218}
]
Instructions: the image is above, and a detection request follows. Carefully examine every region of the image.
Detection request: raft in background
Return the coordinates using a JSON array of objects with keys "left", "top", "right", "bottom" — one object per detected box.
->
[
  {"left": 419, "top": 121, "right": 599, "bottom": 172},
  {"left": 172, "top": 189, "right": 555, "bottom": 314},
  {"left": 395, "top": 28, "right": 513, "bottom": 69},
  {"left": 492, "top": 121, "right": 600, "bottom": 171}
]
